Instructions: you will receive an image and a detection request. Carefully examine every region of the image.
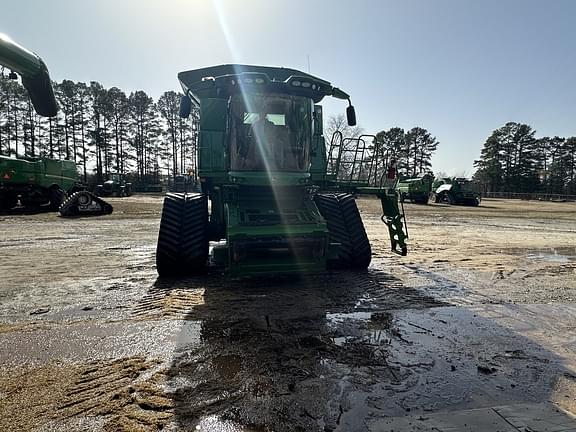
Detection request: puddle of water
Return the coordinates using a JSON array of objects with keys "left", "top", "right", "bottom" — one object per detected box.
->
[
  {"left": 327, "top": 311, "right": 372, "bottom": 323},
  {"left": 194, "top": 415, "right": 257, "bottom": 432},
  {"left": 506, "top": 247, "right": 576, "bottom": 263}
]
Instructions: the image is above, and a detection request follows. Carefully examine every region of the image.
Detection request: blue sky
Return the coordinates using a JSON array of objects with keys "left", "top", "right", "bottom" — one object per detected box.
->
[{"left": 3, "top": 0, "right": 575, "bottom": 175}]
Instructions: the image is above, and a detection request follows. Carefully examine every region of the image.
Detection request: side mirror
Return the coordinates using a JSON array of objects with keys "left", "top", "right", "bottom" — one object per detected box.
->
[
  {"left": 179, "top": 95, "right": 192, "bottom": 118},
  {"left": 346, "top": 105, "right": 357, "bottom": 127},
  {"left": 313, "top": 105, "right": 323, "bottom": 136}
]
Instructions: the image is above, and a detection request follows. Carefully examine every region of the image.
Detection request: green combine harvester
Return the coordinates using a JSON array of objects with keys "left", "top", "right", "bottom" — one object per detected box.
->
[{"left": 156, "top": 65, "right": 408, "bottom": 277}]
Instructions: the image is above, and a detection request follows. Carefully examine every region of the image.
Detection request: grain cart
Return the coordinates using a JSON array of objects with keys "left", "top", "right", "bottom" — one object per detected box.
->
[
  {"left": 156, "top": 65, "right": 408, "bottom": 277},
  {"left": 431, "top": 177, "right": 481, "bottom": 206},
  {"left": 0, "top": 33, "right": 75, "bottom": 211},
  {"left": 397, "top": 174, "right": 434, "bottom": 204}
]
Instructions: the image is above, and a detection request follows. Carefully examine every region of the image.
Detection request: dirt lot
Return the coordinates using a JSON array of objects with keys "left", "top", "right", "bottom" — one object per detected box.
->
[{"left": 1, "top": 196, "right": 575, "bottom": 431}]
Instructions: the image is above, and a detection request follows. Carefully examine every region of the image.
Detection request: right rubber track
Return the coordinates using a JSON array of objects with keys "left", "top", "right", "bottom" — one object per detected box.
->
[
  {"left": 156, "top": 193, "right": 208, "bottom": 277},
  {"left": 315, "top": 193, "right": 371, "bottom": 270}
]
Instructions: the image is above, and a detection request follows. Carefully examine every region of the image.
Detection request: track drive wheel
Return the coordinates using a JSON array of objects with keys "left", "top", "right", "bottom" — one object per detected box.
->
[
  {"left": 315, "top": 193, "right": 371, "bottom": 270},
  {"left": 156, "top": 192, "right": 209, "bottom": 277}
]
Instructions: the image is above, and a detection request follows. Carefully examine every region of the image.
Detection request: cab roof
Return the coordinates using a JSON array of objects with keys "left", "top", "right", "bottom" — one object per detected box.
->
[{"left": 178, "top": 64, "right": 349, "bottom": 104}]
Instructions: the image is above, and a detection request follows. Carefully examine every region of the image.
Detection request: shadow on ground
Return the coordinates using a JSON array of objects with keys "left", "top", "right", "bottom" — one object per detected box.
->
[{"left": 133, "top": 264, "right": 576, "bottom": 432}]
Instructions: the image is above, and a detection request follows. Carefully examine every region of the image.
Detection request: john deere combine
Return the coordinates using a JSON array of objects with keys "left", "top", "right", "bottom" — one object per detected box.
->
[{"left": 156, "top": 65, "right": 407, "bottom": 277}]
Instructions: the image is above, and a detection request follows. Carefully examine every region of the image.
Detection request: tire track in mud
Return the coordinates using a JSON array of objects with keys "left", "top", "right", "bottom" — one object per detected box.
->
[
  {"left": 56, "top": 357, "right": 173, "bottom": 432},
  {"left": 132, "top": 266, "right": 446, "bottom": 321},
  {"left": 1, "top": 356, "right": 172, "bottom": 432}
]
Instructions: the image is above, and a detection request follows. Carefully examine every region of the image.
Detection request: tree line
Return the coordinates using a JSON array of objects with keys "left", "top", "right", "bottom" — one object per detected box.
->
[
  {"left": 324, "top": 114, "right": 440, "bottom": 182},
  {"left": 0, "top": 75, "right": 199, "bottom": 184},
  {"left": 474, "top": 122, "right": 576, "bottom": 195}
]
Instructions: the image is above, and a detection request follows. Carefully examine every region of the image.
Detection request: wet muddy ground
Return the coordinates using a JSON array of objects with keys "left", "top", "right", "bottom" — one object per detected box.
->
[{"left": 1, "top": 196, "right": 575, "bottom": 431}]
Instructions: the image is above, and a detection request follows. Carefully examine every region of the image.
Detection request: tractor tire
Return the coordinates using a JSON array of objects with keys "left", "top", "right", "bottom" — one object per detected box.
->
[
  {"left": 315, "top": 193, "right": 371, "bottom": 270},
  {"left": 156, "top": 192, "right": 209, "bottom": 277}
]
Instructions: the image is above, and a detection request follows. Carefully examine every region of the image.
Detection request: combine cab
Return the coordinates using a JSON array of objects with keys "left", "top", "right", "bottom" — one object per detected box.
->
[
  {"left": 432, "top": 177, "right": 481, "bottom": 206},
  {"left": 156, "top": 64, "right": 408, "bottom": 277}
]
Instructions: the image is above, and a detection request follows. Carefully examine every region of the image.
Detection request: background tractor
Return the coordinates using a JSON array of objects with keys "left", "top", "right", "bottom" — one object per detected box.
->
[
  {"left": 397, "top": 174, "right": 434, "bottom": 204},
  {"left": 431, "top": 177, "right": 481, "bottom": 206},
  {"left": 0, "top": 33, "right": 82, "bottom": 211},
  {"left": 95, "top": 174, "right": 133, "bottom": 197},
  {"left": 156, "top": 65, "right": 408, "bottom": 277}
]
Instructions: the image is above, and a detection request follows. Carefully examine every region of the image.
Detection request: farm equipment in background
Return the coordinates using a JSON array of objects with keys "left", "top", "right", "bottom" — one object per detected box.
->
[
  {"left": 95, "top": 174, "right": 133, "bottom": 197},
  {"left": 397, "top": 174, "right": 434, "bottom": 204},
  {"left": 0, "top": 156, "right": 82, "bottom": 211},
  {"left": 0, "top": 33, "right": 112, "bottom": 216},
  {"left": 156, "top": 64, "right": 408, "bottom": 277},
  {"left": 431, "top": 177, "right": 481, "bottom": 206},
  {"left": 0, "top": 34, "right": 78, "bottom": 212},
  {"left": 59, "top": 190, "right": 113, "bottom": 217}
]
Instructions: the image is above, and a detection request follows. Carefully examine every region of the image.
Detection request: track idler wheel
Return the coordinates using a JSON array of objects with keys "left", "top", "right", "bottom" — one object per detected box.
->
[{"left": 59, "top": 191, "right": 113, "bottom": 217}]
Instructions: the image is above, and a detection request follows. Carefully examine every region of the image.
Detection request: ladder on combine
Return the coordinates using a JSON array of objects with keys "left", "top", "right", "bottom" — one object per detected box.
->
[{"left": 327, "top": 132, "right": 409, "bottom": 256}]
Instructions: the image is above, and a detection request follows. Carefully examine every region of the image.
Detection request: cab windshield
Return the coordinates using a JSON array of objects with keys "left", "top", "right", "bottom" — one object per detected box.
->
[{"left": 229, "top": 94, "right": 311, "bottom": 172}]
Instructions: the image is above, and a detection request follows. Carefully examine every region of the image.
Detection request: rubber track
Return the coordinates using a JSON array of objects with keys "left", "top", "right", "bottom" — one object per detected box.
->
[
  {"left": 315, "top": 193, "right": 371, "bottom": 269},
  {"left": 59, "top": 191, "right": 113, "bottom": 216},
  {"left": 156, "top": 192, "right": 208, "bottom": 277}
]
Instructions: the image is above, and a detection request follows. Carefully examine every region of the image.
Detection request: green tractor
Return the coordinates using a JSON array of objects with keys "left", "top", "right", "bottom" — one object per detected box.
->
[
  {"left": 95, "top": 174, "right": 133, "bottom": 197},
  {"left": 0, "top": 33, "right": 81, "bottom": 211},
  {"left": 156, "top": 65, "right": 408, "bottom": 277},
  {"left": 397, "top": 174, "right": 434, "bottom": 204},
  {"left": 431, "top": 177, "right": 481, "bottom": 206}
]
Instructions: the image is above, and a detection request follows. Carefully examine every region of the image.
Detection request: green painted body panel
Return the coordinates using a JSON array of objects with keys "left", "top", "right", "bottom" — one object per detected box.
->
[
  {"left": 0, "top": 156, "right": 78, "bottom": 191},
  {"left": 397, "top": 177, "right": 432, "bottom": 203},
  {"left": 220, "top": 184, "right": 328, "bottom": 276},
  {"left": 228, "top": 171, "right": 310, "bottom": 187}
]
